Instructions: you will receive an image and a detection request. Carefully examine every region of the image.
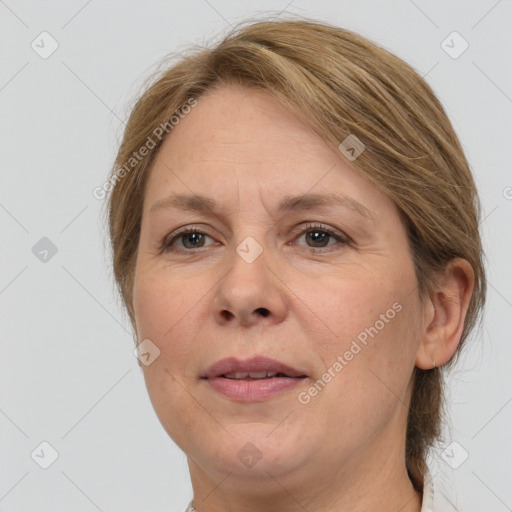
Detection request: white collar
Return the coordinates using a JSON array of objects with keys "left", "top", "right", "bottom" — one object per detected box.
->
[
  {"left": 421, "top": 467, "right": 435, "bottom": 512},
  {"left": 185, "top": 470, "right": 436, "bottom": 511}
]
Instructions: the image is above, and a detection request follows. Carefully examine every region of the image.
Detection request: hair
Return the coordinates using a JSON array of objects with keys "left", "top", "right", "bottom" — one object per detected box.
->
[{"left": 106, "top": 15, "right": 486, "bottom": 493}]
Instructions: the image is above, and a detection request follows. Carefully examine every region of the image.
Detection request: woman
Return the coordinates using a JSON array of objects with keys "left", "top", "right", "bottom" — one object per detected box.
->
[{"left": 106, "top": 17, "right": 485, "bottom": 511}]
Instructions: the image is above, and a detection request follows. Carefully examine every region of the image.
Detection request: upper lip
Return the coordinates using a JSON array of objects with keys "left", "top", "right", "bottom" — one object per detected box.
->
[{"left": 202, "top": 356, "right": 307, "bottom": 379}]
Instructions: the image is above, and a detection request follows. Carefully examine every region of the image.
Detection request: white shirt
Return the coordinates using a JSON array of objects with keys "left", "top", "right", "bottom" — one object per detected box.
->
[
  {"left": 184, "top": 470, "right": 435, "bottom": 511},
  {"left": 421, "top": 469, "right": 435, "bottom": 512}
]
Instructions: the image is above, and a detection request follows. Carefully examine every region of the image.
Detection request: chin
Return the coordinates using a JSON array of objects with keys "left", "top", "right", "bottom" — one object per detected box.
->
[{"left": 190, "top": 425, "right": 309, "bottom": 481}]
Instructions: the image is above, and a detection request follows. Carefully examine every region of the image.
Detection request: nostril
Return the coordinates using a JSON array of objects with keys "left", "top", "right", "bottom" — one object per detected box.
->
[{"left": 221, "top": 308, "right": 269, "bottom": 321}]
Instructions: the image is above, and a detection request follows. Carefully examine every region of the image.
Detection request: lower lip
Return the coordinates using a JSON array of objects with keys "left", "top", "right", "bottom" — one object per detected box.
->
[{"left": 205, "top": 376, "right": 307, "bottom": 402}]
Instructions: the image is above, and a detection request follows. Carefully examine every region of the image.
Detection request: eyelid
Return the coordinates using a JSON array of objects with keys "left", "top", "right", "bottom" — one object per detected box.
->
[
  {"left": 159, "top": 224, "right": 213, "bottom": 253},
  {"left": 290, "top": 222, "right": 351, "bottom": 247},
  {"left": 159, "top": 221, "right": 351, "bottom": 253}
]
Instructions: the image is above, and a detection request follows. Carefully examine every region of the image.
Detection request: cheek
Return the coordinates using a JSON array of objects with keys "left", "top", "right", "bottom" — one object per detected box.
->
[
  {"left": 302, "top": 269, "right": 407, "bottom": 352},
  {"left": 133, "top": 271, "right": 207, "bottom": 444},
  {"left": 133, "top": 266, "right": 204, "bottom": 338},
  {"left": 307, "top": 303, "right": 419, "bottom": 448},
  {"left": 141, "top": 361, "right": 205, "bottom": 453},
  {"left": 310, "top": 270, "right": 420, "bottom": 401},
  {"left": 132, "top": 270, "right": 201, "bottom": 380}
]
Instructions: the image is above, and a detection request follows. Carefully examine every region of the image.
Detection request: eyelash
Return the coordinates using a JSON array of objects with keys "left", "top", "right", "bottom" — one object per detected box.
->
[{"left": 159, "top": 222, "right": 350, "bottom": 254}]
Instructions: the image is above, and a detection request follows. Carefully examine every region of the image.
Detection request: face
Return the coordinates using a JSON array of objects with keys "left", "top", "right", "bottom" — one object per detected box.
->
[{"left": 133, "top": 84, "right": 426, "bottom": 495}]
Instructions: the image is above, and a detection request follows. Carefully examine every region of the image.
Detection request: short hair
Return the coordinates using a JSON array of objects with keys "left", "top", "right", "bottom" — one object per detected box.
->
[{"left": 106, "top": 16, "right": 486, "bottom": 492}]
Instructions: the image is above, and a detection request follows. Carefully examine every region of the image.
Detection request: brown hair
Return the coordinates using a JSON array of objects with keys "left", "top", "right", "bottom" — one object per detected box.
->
[{"left": 106, "top": 15, "right": 486, "bottom": 492}]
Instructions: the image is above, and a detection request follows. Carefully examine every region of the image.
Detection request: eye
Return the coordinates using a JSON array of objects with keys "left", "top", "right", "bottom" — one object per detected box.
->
[
  {"left": 292, "top": 223, "right": 349, "bottom": 251},
  {"left": 159, "top": 222, "right": 350, "bottom": 254},
  {"left": 160, "top": 226, "right": 216, "bottom": 253}
]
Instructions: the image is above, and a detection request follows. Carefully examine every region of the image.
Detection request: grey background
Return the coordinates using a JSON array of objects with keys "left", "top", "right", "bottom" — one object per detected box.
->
[{"left": 1, "top": 1, "right": 511, "bottom": 511}]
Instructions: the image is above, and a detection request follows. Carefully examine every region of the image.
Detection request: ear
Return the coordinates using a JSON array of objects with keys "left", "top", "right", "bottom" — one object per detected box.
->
[{"left": 415, "top": 258, "right": 475, "bottom": 370}]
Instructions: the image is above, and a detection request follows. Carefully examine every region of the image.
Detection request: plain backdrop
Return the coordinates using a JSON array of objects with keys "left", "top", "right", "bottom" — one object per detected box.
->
[{"left": 1, "top": 1, "right": 511, "bottom": 511}]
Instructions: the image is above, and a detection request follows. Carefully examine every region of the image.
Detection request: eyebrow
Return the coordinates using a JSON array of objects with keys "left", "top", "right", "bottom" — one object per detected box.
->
[{"left": 149, "top": 192, "right": 377, "bottom": 223}]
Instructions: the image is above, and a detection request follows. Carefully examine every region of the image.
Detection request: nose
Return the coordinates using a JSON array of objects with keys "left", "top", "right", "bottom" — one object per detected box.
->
[{"left": 211, "top": 238, "right": 288, "bottom": 328}]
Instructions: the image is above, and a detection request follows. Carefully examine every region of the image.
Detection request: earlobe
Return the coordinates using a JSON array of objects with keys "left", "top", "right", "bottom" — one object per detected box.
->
[{"left": 415, "top": 258, "right": 475, "bottom": 370}]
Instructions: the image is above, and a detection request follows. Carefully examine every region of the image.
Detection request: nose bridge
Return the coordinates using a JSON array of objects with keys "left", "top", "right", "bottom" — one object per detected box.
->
[
  {"left": 228, "top": 229, "right": 270, "bottom": 292},
  {"left": 212, "top": 221, "right": 286, "bottom": 326},
  {"left": 229, "top": 199, "right": 276, "bottom": 266},
  {"left": 229, "top": 202, "right": 281, "bottom": 276}
]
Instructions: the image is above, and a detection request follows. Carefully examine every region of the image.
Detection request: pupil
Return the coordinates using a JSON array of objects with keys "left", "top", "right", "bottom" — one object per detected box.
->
[
  {"left": 181, "top": 230, "right": 329, "bottom": 249},
  {"left": 184, "top": 233, "right": 204, "bottom": 248},
  {"left": 307, "top": 230, "right": 328, "bottom": 247}
]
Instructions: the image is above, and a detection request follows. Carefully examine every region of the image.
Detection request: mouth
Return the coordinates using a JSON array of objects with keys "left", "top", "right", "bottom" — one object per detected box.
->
[
  {"left": 201, "top": 356, "right": 308, "bottom": 402},
  {"left": 221, "top": 371, "right": 296, "bottom": 380},
  {"left": 201, "top": 356, "right": 308, "bottom": 380}
]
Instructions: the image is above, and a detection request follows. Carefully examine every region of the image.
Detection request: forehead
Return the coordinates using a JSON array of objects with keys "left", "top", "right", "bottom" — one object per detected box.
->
[
  {"left": 143, "top": 84, "right": 396, "bottom": 221},
  {"left": 173, "top": 85, "right": 332, "bottom": 163}
]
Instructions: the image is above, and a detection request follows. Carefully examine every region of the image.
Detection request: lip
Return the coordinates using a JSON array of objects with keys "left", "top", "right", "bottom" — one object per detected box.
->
[
  {"left": 201, "top": 356, "right": 308, "bottom": 402},
  {"left": 202, "top": 356, "right": 307, "bottom": 379}
]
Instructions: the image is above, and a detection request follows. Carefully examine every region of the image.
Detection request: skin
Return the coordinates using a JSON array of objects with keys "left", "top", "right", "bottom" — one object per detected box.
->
[{"left": 132, "top": 83, "right": 475, "bottom": 512}]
